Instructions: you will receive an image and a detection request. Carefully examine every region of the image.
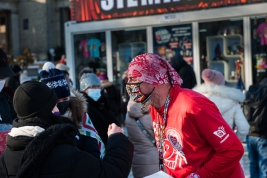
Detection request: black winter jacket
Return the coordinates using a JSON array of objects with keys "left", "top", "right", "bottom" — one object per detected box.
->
[
  {"left": 0, "top": 90, "right": 16, "bottom": 124},
  {"left": 0, "top": 119, "right": 133, "bottom": 178},
  {"left": 82, "top": 93, "right": 120, "bottom": 145},
  {"left": 244, "top": 84, "right": 267, "bottom": 139},
  {"left": 170, "top": 54, "right": 197, "bottom": 89}
]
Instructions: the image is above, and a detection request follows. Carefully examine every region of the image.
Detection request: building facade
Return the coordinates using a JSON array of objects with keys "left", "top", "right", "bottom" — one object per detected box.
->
[
  {"left": 0, "top": 0, "right": 70, "bottom": 61},
  {"left": 66, "top": 0, "right": 267, "bottom": 92}
]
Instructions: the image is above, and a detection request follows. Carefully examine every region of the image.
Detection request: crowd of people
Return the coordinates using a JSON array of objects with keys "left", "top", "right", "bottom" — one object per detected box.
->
[{"left": 0, "top": 47, "right": 266, "bottom": 178}]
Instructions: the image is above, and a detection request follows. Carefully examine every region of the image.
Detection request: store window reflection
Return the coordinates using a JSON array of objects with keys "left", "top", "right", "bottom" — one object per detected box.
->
[
  {"left": 199, "top": 19, "right": 244, "bottom": 87},
  {"left": 251, "top": 16, "right": 267, "bottom": 84},
  {"left": 111, "top": 29, "right": 147, "bottom": 123},
  {"left": 73, "top": 32, "right": 106, "bottom": 89}
]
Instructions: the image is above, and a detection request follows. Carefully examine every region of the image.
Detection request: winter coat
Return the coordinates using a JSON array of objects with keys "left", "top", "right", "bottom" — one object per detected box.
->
[
  {"left": 244, "top": 83, "right": 267, "bottom": 139},
  {"left": 125, "top": 99, "right": 159, "bottom": 178},
  {"left": 82, "top": 92, "right": 120, "bottom": 145},
  {"left": 63, "top": 90, "right": 102, "bottom": 158},
  {"left": 101, "top": 81, "right": 120, "bottom": 119},
  {"left": 170, "top": 54, "right": 196, "bottom": 89},
  {"left": 193, "top": 84, "right": 250, "bottom": 141},
  {"left": 0, "top": 90, "right": 16, "bottom": 125},
  {"left": 0, "top": 117, "right": 133, "bottom": 178}
]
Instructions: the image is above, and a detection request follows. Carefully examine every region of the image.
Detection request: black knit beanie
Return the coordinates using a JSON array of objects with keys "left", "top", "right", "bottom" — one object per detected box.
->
[{"left": 13, "top": 81, "right": 58, "bottom": 119}]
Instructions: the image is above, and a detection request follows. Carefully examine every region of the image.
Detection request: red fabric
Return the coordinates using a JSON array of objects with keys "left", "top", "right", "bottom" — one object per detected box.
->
[
  {"left": 0, "top": 130, "right": 10, "bottom": 155},
  {"left": 150, "top": 87, "right": 244, "bottom": 178},
  {"left": 59, "top": 58, "right": 67, "bottom": 65},
  {"left": 128, "top": 53, "right": 183, "bottom": 86}
]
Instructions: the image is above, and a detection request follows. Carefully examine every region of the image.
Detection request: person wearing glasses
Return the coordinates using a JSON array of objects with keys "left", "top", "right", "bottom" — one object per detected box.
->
[{"left": 126, "top": 53, "right": 245, "bottom": 178}]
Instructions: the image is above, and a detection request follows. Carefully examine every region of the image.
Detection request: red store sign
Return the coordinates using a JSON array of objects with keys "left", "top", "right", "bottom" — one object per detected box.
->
[{"left": 70, "top": 0, "right": 265, "bottom": 22}]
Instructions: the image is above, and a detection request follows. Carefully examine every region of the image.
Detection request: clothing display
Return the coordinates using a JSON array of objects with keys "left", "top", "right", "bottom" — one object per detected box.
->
[
  {"left": 88, "top": 38, "right": 102, "bottom": 58},
  {"left": 79, "top": 39, "right": 90, "bottom": 58},
  {"left": 257, "top": 21, "right": 267, "bottom": 46}
]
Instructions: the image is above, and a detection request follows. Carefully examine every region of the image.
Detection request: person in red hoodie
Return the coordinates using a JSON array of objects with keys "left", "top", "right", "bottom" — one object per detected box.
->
[{"left": 126, "top": 53, "right": 245, "bottom": 178}]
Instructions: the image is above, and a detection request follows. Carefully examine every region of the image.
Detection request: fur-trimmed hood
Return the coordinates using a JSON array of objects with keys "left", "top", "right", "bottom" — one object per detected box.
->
[
  {"left": 63, "top": 89, "right": 87, "bottom": 128},
  {"left": 193, "top": 84, "right": 245, "bottom": 114}
]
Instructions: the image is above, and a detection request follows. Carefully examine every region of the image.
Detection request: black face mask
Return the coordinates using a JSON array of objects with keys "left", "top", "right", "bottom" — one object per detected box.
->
[{"left": 57, "top": 101, "right": 70, "bottom": 115}]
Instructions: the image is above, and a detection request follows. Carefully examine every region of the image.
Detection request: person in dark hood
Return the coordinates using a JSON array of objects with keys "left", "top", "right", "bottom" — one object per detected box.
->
[
  {"left": 39, "top": 62, "right": 105, "bottom": 158},
  {"left": 0, "top": 81, "right": 133, "bottom": 178},
  {"left": 170, "top": 54, "right": 197, "bottom": 89},
  {"left": 0, "top": 48, "right": 17, "bottom": 154},
  {"left": 5, "top": 64, "right": 21, "bottom": 92}
]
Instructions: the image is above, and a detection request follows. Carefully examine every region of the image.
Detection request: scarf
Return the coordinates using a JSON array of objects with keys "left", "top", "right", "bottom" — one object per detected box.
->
[{"left": 79, "top": 113, "right": 106, "bottom": 159}]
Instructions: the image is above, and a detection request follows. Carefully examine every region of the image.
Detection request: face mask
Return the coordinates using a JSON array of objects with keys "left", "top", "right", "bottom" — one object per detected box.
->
[
  {"left": 53, "top": 111, "right": 60, "bottom": 116},
  {"left": 0, "top": 79, "right": 6, "bottom": 92},
  {"left": 57, "top": 101, "right": 70, "bottom": 115},
  {"left": 126, "top": 82, "right": 155, "bottom": 104},
  {"left": 88, "top": 89, "right": 101, "bottom": 101}
]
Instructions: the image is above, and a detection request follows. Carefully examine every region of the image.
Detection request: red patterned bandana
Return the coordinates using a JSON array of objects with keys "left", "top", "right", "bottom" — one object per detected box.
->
[{"left": 128, "top": 53, "right": 183, "bottom": 86}]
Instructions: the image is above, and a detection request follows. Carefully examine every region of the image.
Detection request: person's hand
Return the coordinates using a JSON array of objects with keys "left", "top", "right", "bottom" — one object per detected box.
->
[{"left": 107, "top": 123, "right": 124, "bottom": 136}]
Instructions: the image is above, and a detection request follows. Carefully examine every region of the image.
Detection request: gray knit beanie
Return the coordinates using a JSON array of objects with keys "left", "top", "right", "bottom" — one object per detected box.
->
[{"left": 80, "top": 73, "right": 101, "bottom": 91}]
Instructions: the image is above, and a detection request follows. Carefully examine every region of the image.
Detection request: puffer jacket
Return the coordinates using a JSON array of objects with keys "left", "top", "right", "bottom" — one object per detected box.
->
[
  {"left": 125, "top": 99, "right": 159, "bottom": 178},
  {"left": 193, "top": 84, "right": 250, "bottom": 141}
]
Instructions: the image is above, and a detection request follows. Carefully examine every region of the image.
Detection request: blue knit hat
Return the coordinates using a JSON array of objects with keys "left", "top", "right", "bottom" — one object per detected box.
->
[
  {"left": 39, "top": 65, "right": 70, "bottom": 99},
  {"left": 80, "top": 73, "right": 101, "bottom": 91}
]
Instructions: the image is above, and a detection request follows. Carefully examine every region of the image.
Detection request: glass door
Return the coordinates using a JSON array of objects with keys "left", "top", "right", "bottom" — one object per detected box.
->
[{"left": 111, "top": 28, "right": 147, "bottom": 123}]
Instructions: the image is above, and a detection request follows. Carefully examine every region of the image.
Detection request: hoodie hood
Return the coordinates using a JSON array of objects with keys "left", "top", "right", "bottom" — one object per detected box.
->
[
  {"left": 127, "top": 99, "right": 144, "bottom": 119},
  {"left": 193, "top": 84, "right": 245, "bottom": 114},
  {"left": 170, "top": 54, "right": 187, "bottom": 72}
]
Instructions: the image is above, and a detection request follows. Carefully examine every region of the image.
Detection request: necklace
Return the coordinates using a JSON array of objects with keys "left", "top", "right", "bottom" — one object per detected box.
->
[{"left": 156, "top": 91, "right": 171, "bottom": 171}]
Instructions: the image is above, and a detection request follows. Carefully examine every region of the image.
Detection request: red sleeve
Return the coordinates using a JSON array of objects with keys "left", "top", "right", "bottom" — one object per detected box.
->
[{"left": 191, "top": 98, "right": 244, "bottom": 177}]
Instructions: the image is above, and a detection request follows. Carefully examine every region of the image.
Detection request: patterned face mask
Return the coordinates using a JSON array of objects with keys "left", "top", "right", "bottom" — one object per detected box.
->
[{"left": 126, "top": 82, "right": 155, "bottom": 103}]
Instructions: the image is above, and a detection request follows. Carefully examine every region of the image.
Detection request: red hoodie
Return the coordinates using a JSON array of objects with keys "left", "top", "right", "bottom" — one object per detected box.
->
[{"left": 150, "top": 87, "right": 244, "bottom": 178}]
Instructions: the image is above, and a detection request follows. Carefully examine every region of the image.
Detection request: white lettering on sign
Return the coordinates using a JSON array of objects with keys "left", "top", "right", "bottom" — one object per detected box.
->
[
  {"left": 128, "top": 0, "right": 138, "bottom": 8},
  {"left": 100, "top": 0, "right": 181, "bottom": 11},
  {"left": 101, "top": 0, "right": 114, "bottom": 11},
  {"left": 157, "top": 13, "right": 184, "bottom": 24},
  {"left": 117, "top": 0, "right": 123, "bottom": 9}
]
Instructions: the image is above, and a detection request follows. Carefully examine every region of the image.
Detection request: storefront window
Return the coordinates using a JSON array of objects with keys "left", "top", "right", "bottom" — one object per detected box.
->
[
  {"left": 250, "top": 16, "right": 267, "bottom": 84},
  {"left": 111, "top": 29, "right": 147, "bottom": 122},
  {"left": 199, "top": 19, "right": 244, "bottom": 87},
  {"left": 73, "top": 32, "right": 106, "bottom": 89},
  {"left": 153, "top": 24, "right": 193, "bottom": 65}
]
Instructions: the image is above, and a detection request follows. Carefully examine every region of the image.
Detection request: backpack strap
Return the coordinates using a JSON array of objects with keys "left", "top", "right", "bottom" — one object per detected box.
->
[{"left": 135, "top": 118, "right": 156, "bottom": 147}]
